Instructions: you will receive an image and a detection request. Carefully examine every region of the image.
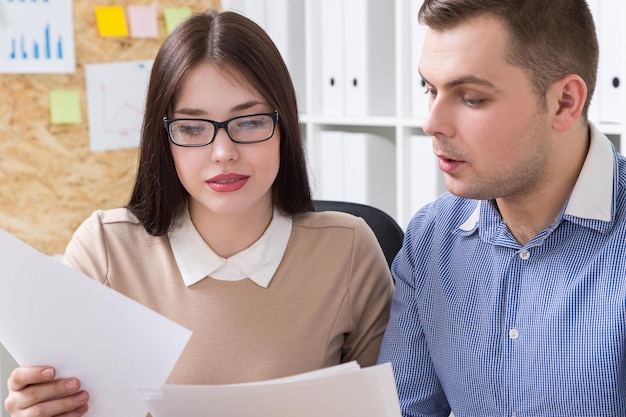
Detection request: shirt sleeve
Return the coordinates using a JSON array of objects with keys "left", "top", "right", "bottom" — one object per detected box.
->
[
  {"left": 377, "top": 209, "right": 451, "bottom": 417},
  {"left": 341, "top": 217, "right": 395, "bottom": 367},
  {"left": 62, "top": 210, "right": 110, "bottom": 285}
]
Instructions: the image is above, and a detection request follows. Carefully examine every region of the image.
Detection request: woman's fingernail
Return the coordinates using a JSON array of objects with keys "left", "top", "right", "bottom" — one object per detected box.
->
[
  {"left": 74, "top": 392, "right": 88, "bottom": 403},
  {"left": 65, "top": 379, "right": 78, "bottom": 391},
  {"left": 41, "top": 368, "right": 54, "bottom": 379}
]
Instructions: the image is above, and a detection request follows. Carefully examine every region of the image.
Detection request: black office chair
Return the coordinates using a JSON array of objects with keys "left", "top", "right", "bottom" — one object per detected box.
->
[{"left": 313, "top": 200, "right": 404, "bottom": 268}]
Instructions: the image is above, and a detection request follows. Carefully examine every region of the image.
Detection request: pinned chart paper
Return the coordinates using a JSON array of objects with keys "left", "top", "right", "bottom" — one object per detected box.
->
[
  {"left": 137, "top": 362, "right": 402, "bottom": 417},
  {"left": 84, "top": 60, "right": 153, "bottom": 151},
  {"left": 0, "top": 0, "right": 76, "bottom": 74},
  {"left": 49, "top": 89, "right": 82, "bottom": 124},
  {"left": 95, "top": 5, "right": 129, "bottom": 37},
  {"left": 0, "top": 229, "right": 192, "bottom": 417}
]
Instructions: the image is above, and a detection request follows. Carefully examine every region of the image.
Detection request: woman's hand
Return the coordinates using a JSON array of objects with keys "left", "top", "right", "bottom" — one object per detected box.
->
[{"left": 4, "top": 366, "right": 89, "bottom": 417}]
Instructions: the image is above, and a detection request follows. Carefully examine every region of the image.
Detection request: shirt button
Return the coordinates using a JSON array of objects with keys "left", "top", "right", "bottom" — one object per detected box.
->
[
  {"left": 509, "top": 328, "right": 519, "bottom": 340},
  {"left": 519, "top": 250, "right": 530, "bottom": 260}
]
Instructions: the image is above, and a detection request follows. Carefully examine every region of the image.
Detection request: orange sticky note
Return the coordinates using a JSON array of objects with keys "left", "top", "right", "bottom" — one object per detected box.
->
[
  {"left": 49, "top": 90, "right": 82, "bottom": 124},
  {"left": 95, "top": 6, "right": 129, "bottom": 37},
  {"left": 163, "top": 7, "right": 192, "bottom": 34}
]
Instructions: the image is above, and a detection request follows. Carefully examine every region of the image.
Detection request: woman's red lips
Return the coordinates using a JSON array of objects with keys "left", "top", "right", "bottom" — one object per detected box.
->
[{"left": 207, "top": 173, "right": 249, "bottom": 192}]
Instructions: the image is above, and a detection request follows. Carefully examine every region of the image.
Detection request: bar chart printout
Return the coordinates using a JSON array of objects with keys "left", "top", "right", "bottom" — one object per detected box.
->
[{"left": 0, "top": 0, "right": 76, "bottom": 73}]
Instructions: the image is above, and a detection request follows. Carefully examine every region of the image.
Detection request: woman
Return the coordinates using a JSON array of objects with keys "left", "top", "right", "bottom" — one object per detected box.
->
[{"left": 5, "top": 10, "right": 393, "bottom": 417}]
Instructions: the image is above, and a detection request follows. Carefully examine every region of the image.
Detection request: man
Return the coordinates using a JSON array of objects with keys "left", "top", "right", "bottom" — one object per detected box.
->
[{"left": 378, "top": 0, "right": 626, "bottom": 415}]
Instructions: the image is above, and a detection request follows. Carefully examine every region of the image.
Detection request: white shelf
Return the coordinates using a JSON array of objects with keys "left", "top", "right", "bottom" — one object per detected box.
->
[
  {"left": 301, "top": 0, "right": 444, "bottom": 228},
  {"left": 226, "top": 0, "right": 624, "bottom": 229}
]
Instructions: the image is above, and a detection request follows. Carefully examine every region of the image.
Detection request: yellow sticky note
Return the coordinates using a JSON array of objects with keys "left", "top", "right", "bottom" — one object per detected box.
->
[
  {"left": 95, "top": 6, "right": 129, "bottom": 37},
  {"left": 163, "top": 7, "right": 192, "bottom": 34},
  {"left": 49, "top": 90, "right": 82, "bottom": 124}
]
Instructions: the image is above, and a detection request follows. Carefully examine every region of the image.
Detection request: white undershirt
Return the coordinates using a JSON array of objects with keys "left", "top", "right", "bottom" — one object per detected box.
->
[{"left": 168, "top": 207, "right": 293, "bottom": 288}]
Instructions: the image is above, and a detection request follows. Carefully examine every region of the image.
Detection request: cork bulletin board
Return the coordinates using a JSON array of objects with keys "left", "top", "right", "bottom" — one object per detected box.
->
[{"left": 0, "top": 0, "right": 220, "bottom": 255}]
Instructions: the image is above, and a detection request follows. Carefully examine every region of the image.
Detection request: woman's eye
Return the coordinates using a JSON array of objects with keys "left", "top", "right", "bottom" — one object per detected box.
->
[
  {"left": 237, "top": 119, "right": 264, "bottom": 130},
  {"left": 179, "top": 124, "right": 204, "bottom": 135}
]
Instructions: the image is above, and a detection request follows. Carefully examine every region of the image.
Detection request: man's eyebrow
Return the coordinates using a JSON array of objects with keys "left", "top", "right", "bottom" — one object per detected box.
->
[{"left": 419, "top": 71, "right": 499, "bottom": 91}]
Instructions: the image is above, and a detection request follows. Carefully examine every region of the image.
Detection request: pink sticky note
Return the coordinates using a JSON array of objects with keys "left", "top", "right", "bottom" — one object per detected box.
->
[{"left": 127, "top": 5, "right": 159, "bottom": 39}]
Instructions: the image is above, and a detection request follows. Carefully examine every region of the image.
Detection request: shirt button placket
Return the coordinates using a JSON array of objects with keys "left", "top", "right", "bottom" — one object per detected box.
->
[{"left": 509, "top": 249, "right": 528, "bottom": 417}]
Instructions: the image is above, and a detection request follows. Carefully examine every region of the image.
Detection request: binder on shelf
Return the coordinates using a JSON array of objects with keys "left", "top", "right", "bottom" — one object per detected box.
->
[
  {"left": 319, "top": 0, "right": 345, "bottom": 116},
  {"left": 264, "top": 0, "right": 306, "bottom": 112},
  {"left": 221, "top": 0, "right": 266, "bottom": 27},
  {"left": 343, "top": 0, "right": 367, "bottom": 116},
  {"left": 318, "top": 0, "right": 395, "bottom": 117},
  {"left": 221, "top": 0, "right": 307, "bottom": 112},
  {"left": 343, "top": 132, "right": 396, "bottom": 216},
  {"left": 587, "top": 0, "right": 623, "bottom": 125},
  {"left": 314, "top": 130, "right": 396, "bottom": 218},
  {"left": 410, "top": 0, "right": 429, "bottom": 120},
  {"left": 596, "top": 0, "right": 623, "bottom": 124},
  {"left": 316, "top": 130, "right": 346, "bottom": 201},
  {"left": 586, "top": 0, "right": 601, "bottom": 123},
  {"left": 404, "top": 134, "right": 445, "bottom": 227},
  {"left": 343, "top": 0, "right": 395, "bottom": 117}
]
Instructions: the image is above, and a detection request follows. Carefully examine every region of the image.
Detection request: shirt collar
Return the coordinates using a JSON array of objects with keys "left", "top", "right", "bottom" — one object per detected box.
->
[
  {"left": 460, "top": 122, "right": 615, "bottom": 232},
  {"left": 168, "top": 207, "right": 292, "bottom": 288}
]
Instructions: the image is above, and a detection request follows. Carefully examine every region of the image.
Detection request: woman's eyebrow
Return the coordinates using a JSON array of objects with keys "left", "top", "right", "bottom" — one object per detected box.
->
[{"left": 172, "top": 101, "right": 268, "bottom": 117}]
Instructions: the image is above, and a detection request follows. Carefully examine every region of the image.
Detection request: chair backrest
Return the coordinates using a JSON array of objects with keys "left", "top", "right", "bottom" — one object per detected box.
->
[{"left": 313, "top": 200, "right": 404, "bottom": 268}]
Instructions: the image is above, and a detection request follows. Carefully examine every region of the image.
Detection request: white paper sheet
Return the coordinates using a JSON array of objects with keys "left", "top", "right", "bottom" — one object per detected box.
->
[
  {"left": 0, "top": 229, "right": 192, "bottom": 417},
  {"left": 137, "top": 362, "right": 402, "bottom": 417}
]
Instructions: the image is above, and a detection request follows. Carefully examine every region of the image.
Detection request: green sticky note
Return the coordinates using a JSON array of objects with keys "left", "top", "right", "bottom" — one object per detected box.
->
[
  {"left": 49, "top": 90, "right": 82, "bottom": 124},
  {"left": 163, "top": 7, "right": 192, "bottom": 34}
]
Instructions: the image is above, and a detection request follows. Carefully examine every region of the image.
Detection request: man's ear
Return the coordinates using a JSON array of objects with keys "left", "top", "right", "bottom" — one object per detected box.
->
[{"left": 550, "top": 74, "right": 587, "bottom": 131}]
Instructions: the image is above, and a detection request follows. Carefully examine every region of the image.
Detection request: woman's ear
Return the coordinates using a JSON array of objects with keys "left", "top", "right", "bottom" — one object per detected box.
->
[{"left": 550, "top": 74, "right": 587, "bottom": 131}]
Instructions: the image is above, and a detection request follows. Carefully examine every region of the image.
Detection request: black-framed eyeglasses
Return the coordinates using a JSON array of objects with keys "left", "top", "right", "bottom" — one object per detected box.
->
[{"left": 163, "top": 111, "right": 279, "bottom": 147}]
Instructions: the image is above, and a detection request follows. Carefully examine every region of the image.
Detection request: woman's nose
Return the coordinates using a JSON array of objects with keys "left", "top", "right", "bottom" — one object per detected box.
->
[{"left": 210, "top": 128, "right": 239, "bottom": 162}]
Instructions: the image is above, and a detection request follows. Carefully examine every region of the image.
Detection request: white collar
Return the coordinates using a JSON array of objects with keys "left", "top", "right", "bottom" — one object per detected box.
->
[
  {"left": 460, "top": 122, "right": 614, "bottom": 231},
  {"left": 168, "top": 207, "right": 292, "bottom": 288}
]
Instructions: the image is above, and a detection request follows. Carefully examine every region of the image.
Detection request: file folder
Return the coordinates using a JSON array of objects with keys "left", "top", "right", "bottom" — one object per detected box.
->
[
  {"left": 596, "top": 0, "right": 623, "bottom": 123},
  {"left": 411, "top": 0, "right": 429, "bottom": 120},
  {"left": 406, "top": 134, "right": 445, "bottom": 225},
  {"left": 343, "top": 0, "right": 395, "bottom": 117},
  {"left": 342, "top": 132, "right": 396, "bottom": 216},
  {"left": 221, "top": 0, "right": 306, "bottom": 112},
  {"left": 320, "top": 0, "right": 345, "bottom": 115},
  {"left": 316, "top": 130, "right": 346, "bottom": 200}
]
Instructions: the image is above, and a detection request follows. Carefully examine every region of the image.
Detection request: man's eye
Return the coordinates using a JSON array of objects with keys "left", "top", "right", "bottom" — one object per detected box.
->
[
  {"left": 424, "top": 87, "right": 437, "bottom": 97},
  {"left": 463, "top": 97, "right": 485, "bottom": 106}
]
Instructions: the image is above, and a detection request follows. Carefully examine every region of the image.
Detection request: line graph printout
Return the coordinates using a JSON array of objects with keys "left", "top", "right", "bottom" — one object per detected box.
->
[
  {"left": 0, "top": 0, "right": 76, "bottom": 73},
  {"left": 85, "top": 60, "right": 153, "bottom": 152}
]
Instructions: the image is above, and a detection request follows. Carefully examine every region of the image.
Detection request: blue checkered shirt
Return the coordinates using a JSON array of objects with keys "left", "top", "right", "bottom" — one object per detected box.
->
[{"left": 378, "top": 124, "right": 626, "bottom": 416}]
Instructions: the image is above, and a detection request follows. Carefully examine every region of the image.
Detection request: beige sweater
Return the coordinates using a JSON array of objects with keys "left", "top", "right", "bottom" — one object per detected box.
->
[{"left": 63, "top": 208, "right": 393, "bottom": 384}]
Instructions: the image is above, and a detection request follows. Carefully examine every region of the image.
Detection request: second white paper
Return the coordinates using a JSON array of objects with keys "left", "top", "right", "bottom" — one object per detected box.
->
[{"left": 137, "top": 362, "right": 402, "bottom": 417}]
